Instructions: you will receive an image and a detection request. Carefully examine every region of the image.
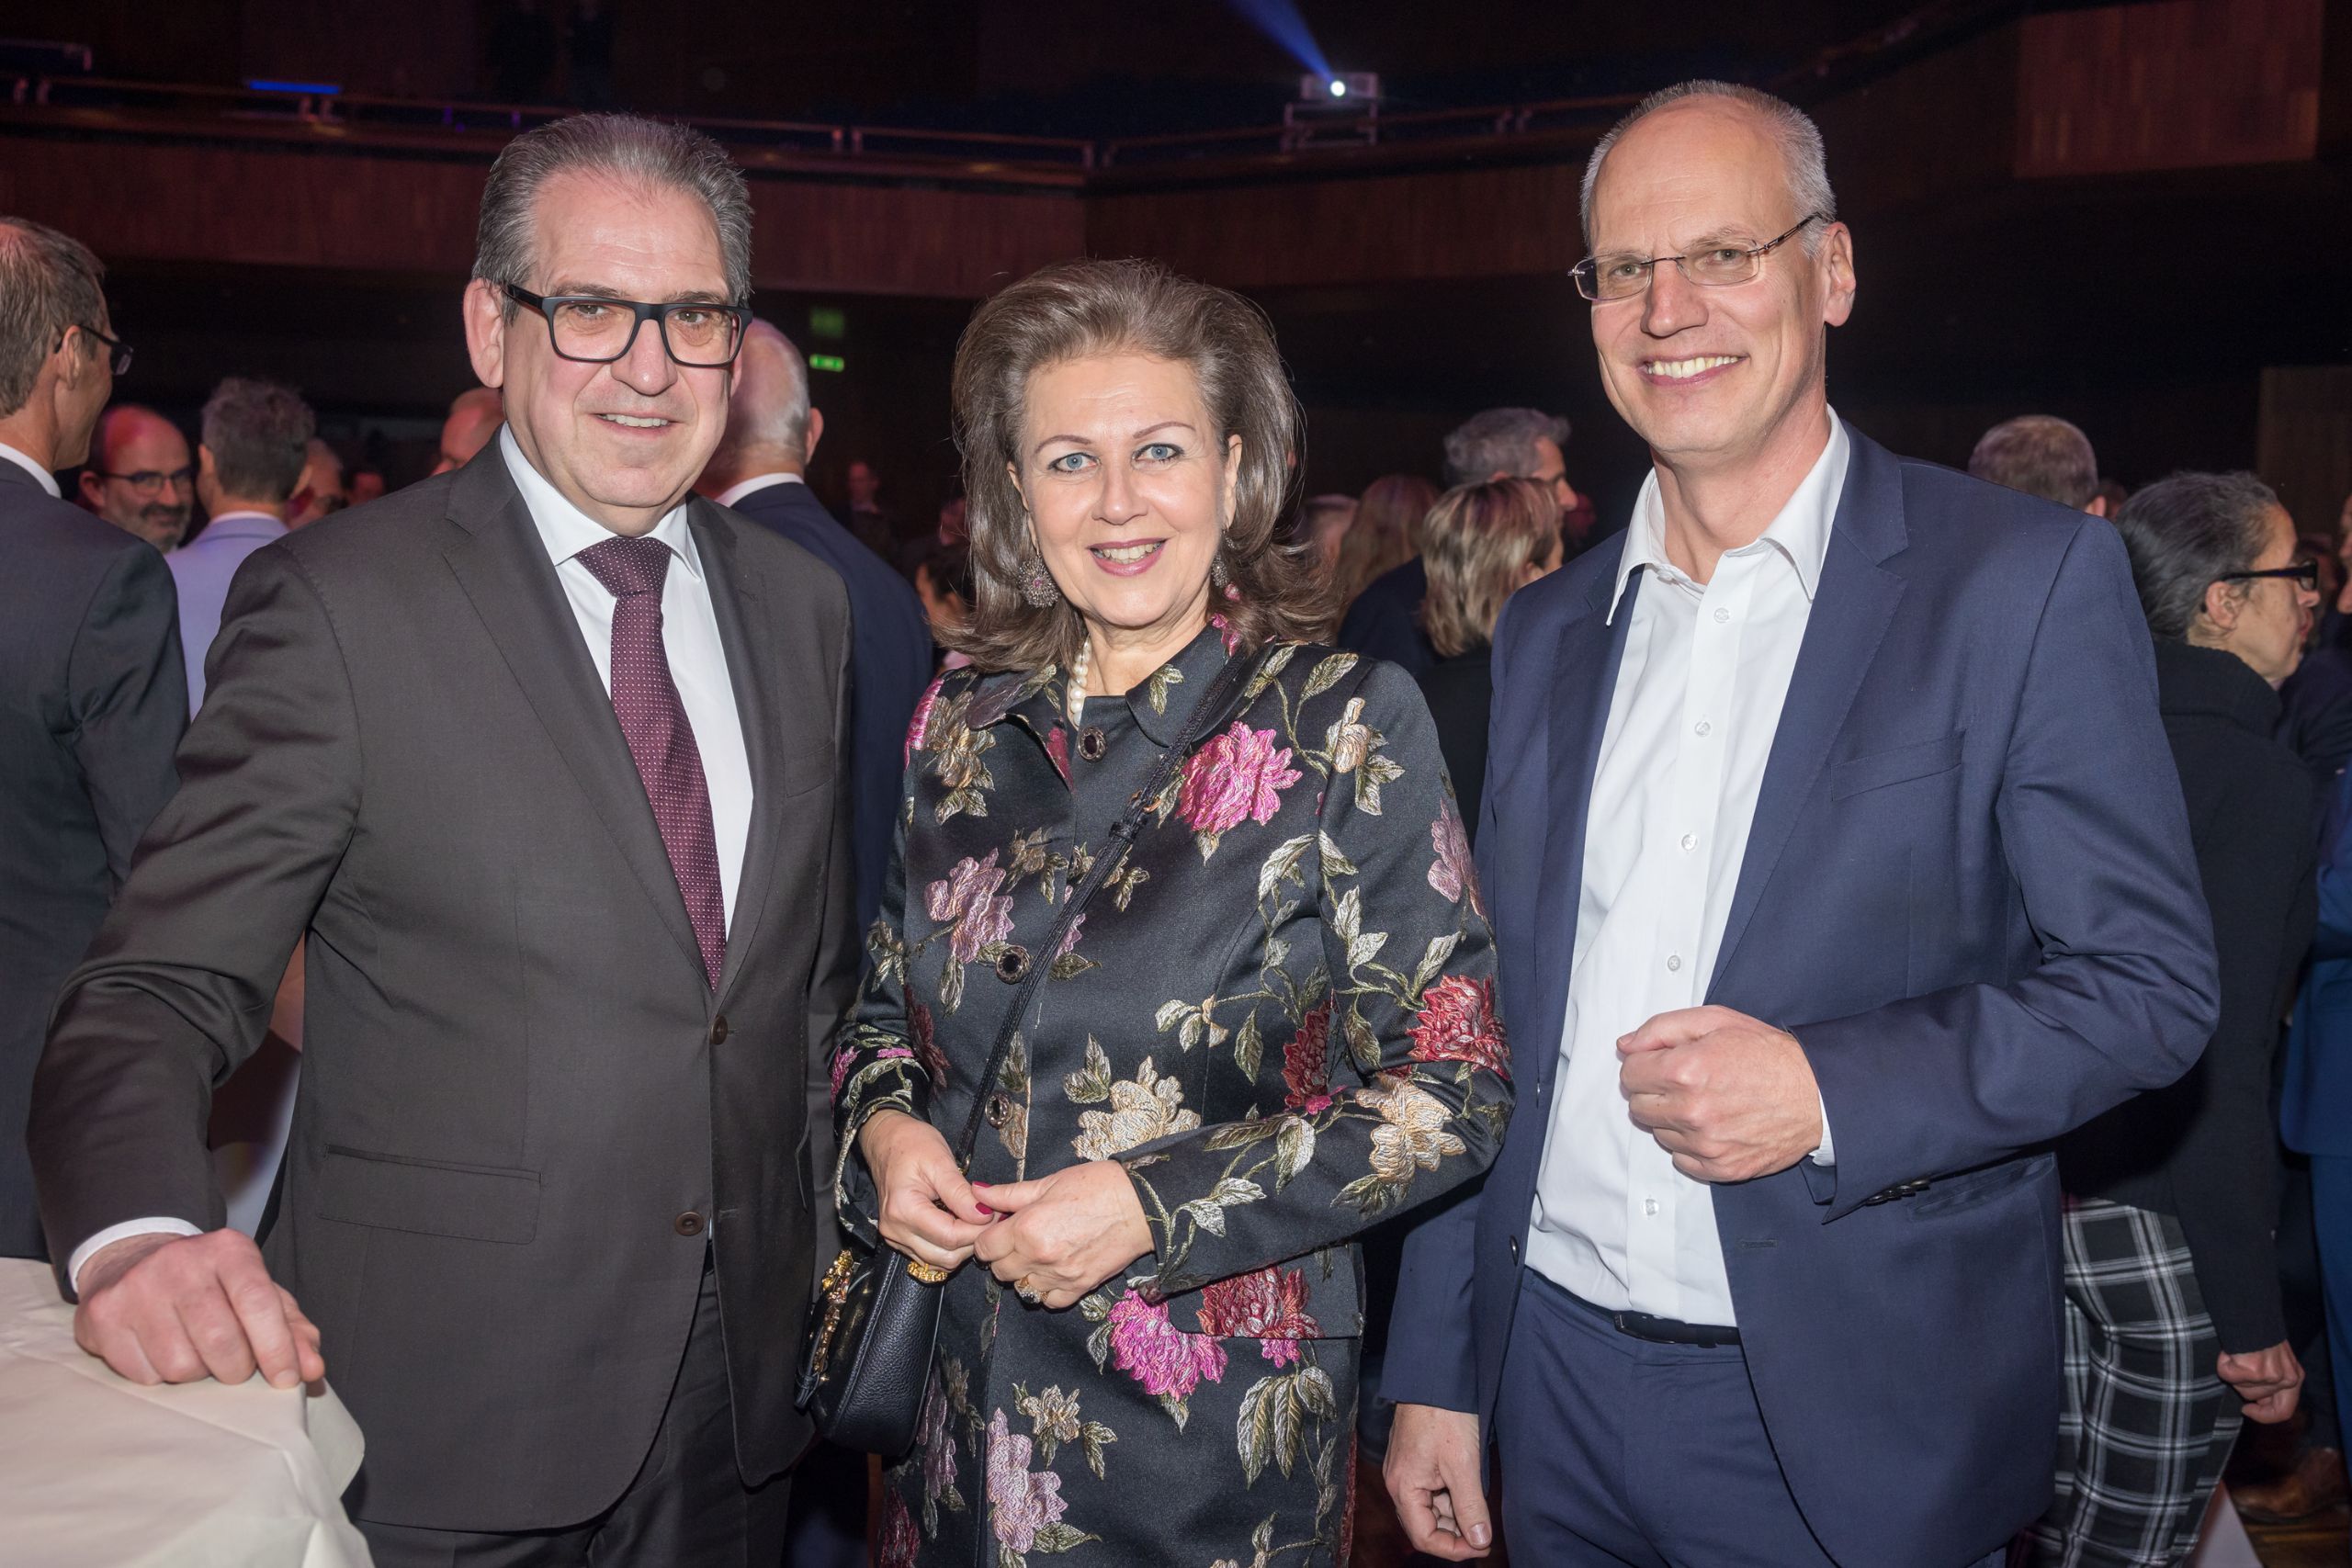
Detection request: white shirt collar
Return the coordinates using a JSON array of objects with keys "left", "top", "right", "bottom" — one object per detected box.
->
[
  {"left": 715, "top": 472, "right": 805, "bottom": 509},
  {"left": 500, "top": 426, "right": 706, "bottom": 585},
  {"left": 1608, "top": 409, "right": 1850, "bottom": 623},
  {"left": 0, "top": 441, "right": 62, "bottom": 499}
]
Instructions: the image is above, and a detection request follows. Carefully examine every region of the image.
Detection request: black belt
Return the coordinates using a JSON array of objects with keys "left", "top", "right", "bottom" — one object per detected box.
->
[{"left": 1549, "top": 1279, "right": 1742, "bottom": 1348}]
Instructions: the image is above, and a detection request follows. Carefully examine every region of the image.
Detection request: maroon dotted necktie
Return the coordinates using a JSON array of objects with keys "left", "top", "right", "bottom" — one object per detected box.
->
[{"left": 577, "top": 536, "right": 727, "bottom": 989}]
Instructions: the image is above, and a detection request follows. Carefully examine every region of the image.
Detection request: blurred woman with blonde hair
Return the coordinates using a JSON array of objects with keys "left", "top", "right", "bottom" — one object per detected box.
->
[{"left": 1415, "top": 476, "right": 1563, "bottom": 831}]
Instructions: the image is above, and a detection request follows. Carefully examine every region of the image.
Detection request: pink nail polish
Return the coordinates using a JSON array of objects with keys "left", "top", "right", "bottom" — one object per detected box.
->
[{"left": 977, "top": 1204, "right": 994, "bottom": 1216}]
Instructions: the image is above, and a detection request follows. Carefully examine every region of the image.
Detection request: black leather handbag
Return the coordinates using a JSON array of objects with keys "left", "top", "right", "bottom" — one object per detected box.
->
[{"left": 797, "top": 647, "right": 1256, "bottom": 1456}]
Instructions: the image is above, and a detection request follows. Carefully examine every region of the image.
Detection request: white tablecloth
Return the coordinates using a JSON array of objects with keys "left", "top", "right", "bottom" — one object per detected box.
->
[{"left": 0, "top": 1258, "right": 371, "bottom": 1567}]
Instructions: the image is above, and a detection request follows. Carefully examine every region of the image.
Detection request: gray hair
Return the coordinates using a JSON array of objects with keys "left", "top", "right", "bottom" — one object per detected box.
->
[
  {"left": 473, "top": 113, "right": 752, "bottom": 307},
  {"left": 1580, "top": 81, "right": 1837, "bottom": 252},
  {"left": 1443, "top": 407, "right": 1570, "bottom": 488},
  {"left": 2112, "top": 471, "right": 2282, "bottom": 641},
  {"left": 1969, "top": 415, "right": 2099, "bottom": 511},
  {"left": 201, "top": 377, "right": 316, "bottom": 502},
  {"left": 0, "top": 218, "right": 107, "bottom": 418}
]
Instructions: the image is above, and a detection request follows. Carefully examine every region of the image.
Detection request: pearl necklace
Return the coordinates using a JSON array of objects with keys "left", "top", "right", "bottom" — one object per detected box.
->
[{"left": 1063, "top": 641, "right": 1091, "bottom": 728}]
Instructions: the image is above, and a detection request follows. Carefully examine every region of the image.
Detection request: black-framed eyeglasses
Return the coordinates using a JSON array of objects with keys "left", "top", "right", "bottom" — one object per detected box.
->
[
  {"left": 99, "top": 465, "right": 195, "bottom": 496},
  {"left": 2220, "top": 558, "right": 2321, "bottom": 592},
  {"left": 78, "top": 323, "right": 132, "bottom": 377},
  {"left": 501, "top": 283, "right": 751, "bottom": 367},
  {"left": 1572, "top": 213, "right": 1829, "bottom": 303}
]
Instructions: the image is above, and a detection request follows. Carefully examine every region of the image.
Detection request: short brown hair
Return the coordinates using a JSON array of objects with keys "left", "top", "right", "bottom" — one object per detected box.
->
[
  {"left": 0, "top": 218, "right": 107, "bottom": 418},
  {"left": 1419, "top": 478, "right": 1560, "bottom": 657},
  {"left": 201, "top": 378, "right": 316, "bottom": 502},
  {"left": 947, "top": 258, "right": 1327, "bottom": 672},
  {"left": 1969, "top": 415, "right": 2098, "bottom": 511}
]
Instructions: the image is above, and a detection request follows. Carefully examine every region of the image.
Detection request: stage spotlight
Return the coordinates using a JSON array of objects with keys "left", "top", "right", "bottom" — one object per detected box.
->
[{"left": 1296, "top": 73, "right": 1379, "bottom": 105}]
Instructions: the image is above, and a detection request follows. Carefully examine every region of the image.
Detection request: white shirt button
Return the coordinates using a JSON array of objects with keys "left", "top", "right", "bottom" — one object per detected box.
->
[
  {"left": 1679, "top": 832, "right": 1697, "bottom": 852},
  {"left": 1694, "top": 719, "right": 1713, "bottom": 737},
  {"left": 1713, "top": 607, "right": 1732, "bottom": 624},
  {"left": 1667, "top": 954, "right": 1683, "bottom": 973},
  {"left": 1644, "top": 1198, "right": 1660, "bottom": 1217}
]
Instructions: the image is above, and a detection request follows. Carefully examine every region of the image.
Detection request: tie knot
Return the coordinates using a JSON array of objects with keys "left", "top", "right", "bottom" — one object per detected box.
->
[{"left": 578, "top": 535, "right": 673, "bottom": 599}]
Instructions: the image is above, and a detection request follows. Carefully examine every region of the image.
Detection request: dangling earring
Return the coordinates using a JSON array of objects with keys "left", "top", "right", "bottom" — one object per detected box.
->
[
  {"left": 1210, "top": 552, "right": 1231, "bottom": 590},
  {"left": 1019, "top": 532, "right": 1059, "bottom": 608}
]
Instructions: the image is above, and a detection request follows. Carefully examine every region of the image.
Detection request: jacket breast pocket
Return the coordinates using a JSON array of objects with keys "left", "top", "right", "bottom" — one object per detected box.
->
[
  {"left": 317, "top": 1145, "right": 541, "bottom": 1244},
  {"left": 1830, "top": 731, "right": 1964, "bottom": 800}
]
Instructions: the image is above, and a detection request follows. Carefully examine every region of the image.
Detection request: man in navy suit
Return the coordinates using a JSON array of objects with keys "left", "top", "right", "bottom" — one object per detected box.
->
[
  {"left": 1381, "top": 81, "right": 2219, "bottom": 1567},
  {"left": 698, "top": 320, "right": 930, "bottom": 935}
]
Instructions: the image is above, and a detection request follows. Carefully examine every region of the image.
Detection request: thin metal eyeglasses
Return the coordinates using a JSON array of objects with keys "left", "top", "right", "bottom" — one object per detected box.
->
[
  {"left": 501, "top": 283, "right": 752, "bottom": 367},
  {"left": 1572, "top": 213, "right": 1828, "bottom": 303},
  {"left": 100, "top": 466, "right": 195, "bottom": 495},
  {"left": 2220, "top": 559, "right": 2320, "bottom": 592},
  {"left": 78, "top": 323, "right": 133, "bottom": 376}
]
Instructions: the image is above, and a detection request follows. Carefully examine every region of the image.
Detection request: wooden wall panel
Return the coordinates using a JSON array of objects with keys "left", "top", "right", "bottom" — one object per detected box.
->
[
  {"left": 2257, "top": 366, "right": 2352, "bottom": 540},
  {"left": 1088, "top": 162, "right": 1587, "bottom": 292},
  {"left": 0, "top": 141, "right": 1085, "bottom": 298},
  {"left": 2018, "top": 0, "right": 2324, "bottom": 177}
]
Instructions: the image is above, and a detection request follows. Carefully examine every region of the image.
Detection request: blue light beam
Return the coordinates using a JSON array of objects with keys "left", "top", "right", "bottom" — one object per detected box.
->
[{"left": 1225, "top": 0, "right": 1332, "bottom": 84}]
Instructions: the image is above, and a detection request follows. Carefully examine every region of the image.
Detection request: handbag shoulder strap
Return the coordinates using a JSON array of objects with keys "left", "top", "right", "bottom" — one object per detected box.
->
[{"left": 952, "top": 646, "right": 1261, "bottom": 1167}]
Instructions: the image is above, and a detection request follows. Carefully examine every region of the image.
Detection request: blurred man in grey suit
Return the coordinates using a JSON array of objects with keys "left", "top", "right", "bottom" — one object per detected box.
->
[
  {"left": 30, "top": 114, "right": 856, "bottom": 1567},
  {"left": 0, "top": 218, "right": 186, "bottom": 1262}
]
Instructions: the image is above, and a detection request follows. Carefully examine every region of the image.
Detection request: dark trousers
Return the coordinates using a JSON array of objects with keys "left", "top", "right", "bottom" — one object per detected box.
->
[
  {"left": 1492, "top": 1269, "right": 2004, "bottom": 1568},
  {"left": 359, "top": 1258, "right": 790, "bottom": 1568}
]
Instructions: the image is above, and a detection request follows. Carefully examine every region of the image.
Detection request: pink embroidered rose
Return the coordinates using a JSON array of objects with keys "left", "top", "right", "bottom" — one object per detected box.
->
[
  {"left": 1210, "top": 612, "right": 1243, "bottom": 655},
  {"left": 829, "top": 1041, "right": 857, "bottom": 1103},
  {"left": 986, "top": 1408, "right": 1069, "bottom": 1553},
  {"left": 909, "top": 1002, "right": 948, "bottom": 1090},
  {"left": 1044, "top": 725, "right": 1071, "bottom": 783},
  {"left": 926, "top": 851, "right": 1014, "bottom": 964},
  {"left": 1281, "top": 1002, "right": 1335, "bottom": 1114},
  {"left": 1196, "top": 1268, "right": 1320, "bottom": 1364},
  {"left": 904, "top": 676, "right": 945, "bottom": 767},
  {"left": 1426, "top": 796, "right": 1487, "bottom": 920},
  {"left": 1176, "top": 723, "right": 1302, "bottom": 837},
  {"left": 1055, "top": 912, "right": 1086, "bottom": 961},
  {"left": 1106, "top": 1290, "right": 1227, "bottom": 1400},
  {"left": 878, "top": 1490, "right": 920, "bottom": 1568},
  {"left": 1408, "top": 974, "right": 1509, "bottom": 1078}
]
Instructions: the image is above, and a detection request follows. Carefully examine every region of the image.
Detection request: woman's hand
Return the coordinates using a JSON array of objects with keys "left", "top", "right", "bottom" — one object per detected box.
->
[
  {"left": 859, "top": 1109, "right": 993, "bottom": 1273},
  {"left": 2219, "top": 1340, "right": 2304, "bottom": 1424},
  {"left": 969, "top": 1161, "right": 1153, "bottom": 1309}
]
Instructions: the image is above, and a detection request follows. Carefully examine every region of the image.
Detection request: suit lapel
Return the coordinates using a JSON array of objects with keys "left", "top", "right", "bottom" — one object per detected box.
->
[
  {"left": 692, "top": 502, "right": 786, "bottom": 1006},
  {"left": 438, "top": 447, "right": 707, "bottom": 984},
  {"left": 1530, "top": 567, "right": 1638, "bottom": 1090},
  {"left": 1708, "top": 434, "right": 1910, "bottom": 993}
]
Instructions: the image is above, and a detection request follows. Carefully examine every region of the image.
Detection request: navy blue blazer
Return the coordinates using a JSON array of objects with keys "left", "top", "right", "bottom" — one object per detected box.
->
[
  {"left": 1385, "top": 430, "right": 2218, "bottom": 1566},
  {"left": 722, "top": 479, "right": 931, "bottom": 934}
]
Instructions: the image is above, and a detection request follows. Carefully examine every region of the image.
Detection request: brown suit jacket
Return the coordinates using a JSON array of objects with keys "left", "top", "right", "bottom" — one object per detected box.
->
[{"left": 31, "top": 444, "right": 856, "bottom": 1529}]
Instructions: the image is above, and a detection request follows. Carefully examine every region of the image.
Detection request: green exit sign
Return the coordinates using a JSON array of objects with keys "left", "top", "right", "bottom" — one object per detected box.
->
[{"left": 808, "top": 354, "right": 846, "bottom": 372}]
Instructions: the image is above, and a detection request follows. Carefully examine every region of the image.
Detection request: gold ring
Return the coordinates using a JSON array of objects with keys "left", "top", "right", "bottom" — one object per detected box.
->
[
  {"left": 905, "top": 1258, "right": 952, "bottom": 1285},
  {"left": 1015, "top": 1277, "right": 1042, "bottom": 1303}
]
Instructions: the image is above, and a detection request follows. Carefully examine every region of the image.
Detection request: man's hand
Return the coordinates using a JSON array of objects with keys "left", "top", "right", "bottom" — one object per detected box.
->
[
  {"left": 1384, "top": 1403, "right": 1492, "bottom": 1560},
  {"left": 969, "top": 1163, "right": 1151, "bottom": 1310},
  {"left": 74, "top": 1229, "right": 323, "bottom": 1389},
  {"left": 1619, "top": 1005, "right": 1823, "bottom": 1183},
  {"left": 2219, "top": 1340, "right": 2303, "bottom": 1425},
  {"left": 860, "top": 1109, "right": 993, "bottom": 1274}
]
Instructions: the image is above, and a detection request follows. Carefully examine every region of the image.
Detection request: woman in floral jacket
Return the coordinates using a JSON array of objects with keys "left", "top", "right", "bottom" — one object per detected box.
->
[{"left": 831, "top": 258, "right": 1512, "bottom": 1568}]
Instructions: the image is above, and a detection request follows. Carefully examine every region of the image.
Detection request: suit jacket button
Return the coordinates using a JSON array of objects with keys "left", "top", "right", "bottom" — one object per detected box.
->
[
  {"left": 985, "top": 1093, "right": 1012, "bottom": 1129},
  {"left": 995, "top": 945, "right": 1031, "bottom": 984},
  {"left": 1508, "top": 1235, "right": 1521, "bottom": 1262},
  {"left": 708, "top": 1014, "right": 729, "bottom": 1045},
  {"left": 674, "top": 1211, "right": 706, "bottom": 1237},
  {"left": 1078, "top": 726, "right": 1107, "bottom": 761}
]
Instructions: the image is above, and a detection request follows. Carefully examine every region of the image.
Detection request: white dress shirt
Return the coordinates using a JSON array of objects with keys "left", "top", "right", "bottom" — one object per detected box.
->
[
  {"left": 1523, "top": 412, "right": 1850, "bottom": 1327},
  {"left": 67, "top": 433, "right": 755, "bottom": 1292},
  {"left": 713, "top": 471, "right": 804, "bottom": 509},
  {"left": 0, "top": 440, "right": 62, "bottom": 498}
]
